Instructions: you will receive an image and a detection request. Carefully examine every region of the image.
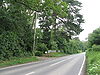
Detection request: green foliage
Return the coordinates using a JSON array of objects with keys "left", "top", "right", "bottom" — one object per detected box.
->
[
  {"left": 92, "top": 45, "right": 100, "bottom": 51},
  {"left": 64, "top": 39, "right": 85, "bottom": 54},
  {"left": 0, "top": 0, "right": 34, "bottom": 61},
  {"left": 38, "top": 0, "right": 84, "bottom": 52},
  {"left": 0, "top": 56, "right": 38, "bottom": 68},
  {"left": 0, "top": 32, "right": 24, "bottom": 60},
  {"left": 50, "top": 41, "right": 58, "bottom": 50},
  {"left": 87, "top": 51, "right": 100, "bottom": 75},
  {"left": 36, "top": 43, "right": 48, "bottom": 53},
  {"left": 0, "top": 32, "right": 33, "bottom": 60},
  {"left": 87, "top": 48, "right": 92, "bottom": 51},
  {"left": 57, "top": 38, "right": 68, "bottom": 53},
  {"left": 0, "top": 0, "right": 84, "bottom": 62},
  {"left": 88, "top": 27, "right": 100, "bottom": 46},
  {"left": 55, "top": 37, "right": 85, "bottom": 54},
  {"left": 62, "top": 0, "right": 84, "bottom": 36},
  {"left": 35, "top": 51, "right": 43, "bottom": 56}
]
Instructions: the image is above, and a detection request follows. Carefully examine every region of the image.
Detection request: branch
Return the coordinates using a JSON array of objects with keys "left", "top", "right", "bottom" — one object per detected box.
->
[
  {"left": 15, "top": 0, "right": 33, "bottom": 10},
  {"left": 56, "top": 16, "right": 68, "bottom": 25}
]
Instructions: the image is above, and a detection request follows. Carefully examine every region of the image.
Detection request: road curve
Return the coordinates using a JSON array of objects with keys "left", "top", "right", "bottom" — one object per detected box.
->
[{"left": 0, "top": 52, "right": 86, "bottom": 75}]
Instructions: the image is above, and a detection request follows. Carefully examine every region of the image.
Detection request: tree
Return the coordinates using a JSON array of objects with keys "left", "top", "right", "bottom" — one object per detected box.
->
[
  {"left": 61, "top": 0, "right": 84, "bottom": 36},
  {"left": 0, "top": 0, "right": 84, "bottom": 60},
  {"left": 38, "top": 0, "right": 84, "bottom": 50},
  {"left": 88, "top": 27, "right": 100, "bottom": 46},
  {"left": 38, "top": 0, "right": 68, "bottom": 49},
  {"left": 0, "top": 0, "right": 35, "bottom": 60}
]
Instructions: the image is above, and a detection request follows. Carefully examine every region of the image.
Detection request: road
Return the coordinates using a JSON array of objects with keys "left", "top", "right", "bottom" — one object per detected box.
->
[{"left": 0, "top": 52, "right": 86, "bottom": 75}]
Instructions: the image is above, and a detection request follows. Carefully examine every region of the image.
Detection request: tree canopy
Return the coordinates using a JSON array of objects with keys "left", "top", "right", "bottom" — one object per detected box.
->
[
  {"left": 88, "top": 27, "right": 100, "bottom": 46},
  {"left": 0, "top": 0, "right": 84, "bottom": 60}
]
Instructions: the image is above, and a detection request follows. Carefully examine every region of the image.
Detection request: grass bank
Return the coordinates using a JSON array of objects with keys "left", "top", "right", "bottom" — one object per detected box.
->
[
  {"left": 0, "top": 56, "right": 38, "bottom": 68},
  {"left": 43, "top": 52, "right": 67, "bottom": 57},
  {"left": 0, "top": 52, "right": 67, "bottom": 68},
  {"left": 86, "top": 51, "right": 100, "bottom": 75}
]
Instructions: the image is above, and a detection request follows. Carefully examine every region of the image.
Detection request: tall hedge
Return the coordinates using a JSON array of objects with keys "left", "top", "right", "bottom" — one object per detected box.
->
[{"left": 0, "top": 32, "right": 27, "bottom": 60}]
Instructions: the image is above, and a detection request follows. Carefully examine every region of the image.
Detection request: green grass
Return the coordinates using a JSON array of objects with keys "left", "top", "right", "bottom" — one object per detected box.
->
[
  {"left": 0, "top": 52, "right": 66, "bottom": 68},
  {"left": 43, "top": 52, "right": 67, "bottom": 57},
  {"left": 0, "top": 52, "right": 67, "bottom": 68},
  {"left": 87, "top": 51, "right": 100, "bottom": 75},
  {"left": 0, "top": 56, "right": 38, "bottom": 68}
]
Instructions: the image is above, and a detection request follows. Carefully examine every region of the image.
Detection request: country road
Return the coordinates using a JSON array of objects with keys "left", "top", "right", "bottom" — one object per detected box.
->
[{"left": 0, "top": 52, "right": 86, "bottom": 75}]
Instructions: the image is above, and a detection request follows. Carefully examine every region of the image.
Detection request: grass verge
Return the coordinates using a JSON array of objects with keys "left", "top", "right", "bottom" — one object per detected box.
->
[
  {"left": 43, "top": 52, "right": 67, "bottom": 57},
  {"left": 0, "top": 52, "right": 67, "bottom": 68},
  {"left": 0, "top": 56, "right": 38, "bottom": 68},
  {"left": 86, "top": 51, "right": 100, "bottom": 75}
]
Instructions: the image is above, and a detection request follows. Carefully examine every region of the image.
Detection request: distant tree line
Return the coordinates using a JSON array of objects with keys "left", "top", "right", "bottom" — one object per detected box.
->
[{"left": 88, "top": 27, "right": 100, "bottom": 51}]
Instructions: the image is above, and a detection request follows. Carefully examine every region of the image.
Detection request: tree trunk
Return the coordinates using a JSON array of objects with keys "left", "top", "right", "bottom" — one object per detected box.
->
[{"left": 33, "top": 12, "right": 38, "bottom": 52}]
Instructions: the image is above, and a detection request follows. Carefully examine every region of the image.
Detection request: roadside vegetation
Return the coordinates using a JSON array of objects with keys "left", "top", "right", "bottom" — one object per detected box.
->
[
  {"left": 0, "top": 0, "right": 84, "bottom": 67},
  {"left": 1, "top": 0, "right": 100, "bottom": 74},
  {"left": 87, "top": 51, "right": 100, "bottom": 75},
  {"left": 87, "top": 27, "right": 100, "bottom": 75},
  {"left": 0, "top": 56, "right": 38, "bottom": 68}
]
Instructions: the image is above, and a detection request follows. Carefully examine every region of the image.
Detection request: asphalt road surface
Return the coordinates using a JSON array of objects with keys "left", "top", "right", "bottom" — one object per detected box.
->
[{"left": 0, "top": 52, "right": 86, "bottom": 75}]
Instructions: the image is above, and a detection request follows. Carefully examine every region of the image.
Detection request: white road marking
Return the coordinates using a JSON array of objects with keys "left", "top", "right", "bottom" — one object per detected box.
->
[
  {"left": 25, "top": 71, "right": 35, "bottom": 75},
  {"left": 50, "top": 57, "right": 73, "bottom": 67},
  {"left": 25, "top": 57, "right": 73, "bottom": 75},
  {"left": 78, "top": 53, "right": 86, "bottom": 75},
  {"left": 50, "top": 60, "right": 66, "bottom": 66}
]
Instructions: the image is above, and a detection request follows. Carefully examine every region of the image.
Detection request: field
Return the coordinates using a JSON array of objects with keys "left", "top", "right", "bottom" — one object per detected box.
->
[{"left": 87, "top": 51, "right": 100, "bottom": 75}]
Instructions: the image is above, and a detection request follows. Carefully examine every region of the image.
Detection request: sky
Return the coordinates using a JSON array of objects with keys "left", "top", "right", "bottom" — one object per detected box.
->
[{"left": 78, "top": 0, "right": 100, "bottom": 41}]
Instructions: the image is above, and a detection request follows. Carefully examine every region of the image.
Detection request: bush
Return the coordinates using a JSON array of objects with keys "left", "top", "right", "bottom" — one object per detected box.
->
[
  {"left": 87, "top": 51, "right": 100, "bottom": 75},
  {"left": 92, "top": 45, "right": 100, "bottom": 51},
  {"left": 36, "top": 43, "right": 48, "bottom": 53},
  {"left": 87, "top": 48, "right": 93, "bottom": 51},
  {"left": 50, "top": 41, "right": 58, "bottom": 50},
  {"left": 0, "top": 31, "right": 25, "bottom": 60},
  {"left": 35, "top": 51, "right": 43, "bottom": 56}
]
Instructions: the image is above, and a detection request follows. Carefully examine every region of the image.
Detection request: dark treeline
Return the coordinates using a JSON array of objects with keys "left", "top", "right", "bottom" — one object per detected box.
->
[
  {"left": 87, "top": 27, "right": 100, "bottom": 51},
  {"left": 0, "top": 0, "right": 84, "bottom": 60}
]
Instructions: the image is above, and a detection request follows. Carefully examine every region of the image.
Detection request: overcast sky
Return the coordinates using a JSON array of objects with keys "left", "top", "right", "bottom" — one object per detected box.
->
[{"left": 78, "top": 0, "right": 100, "bottom": 41}]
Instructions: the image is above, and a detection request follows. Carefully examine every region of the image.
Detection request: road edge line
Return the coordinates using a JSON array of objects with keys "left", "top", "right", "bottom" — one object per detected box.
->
[{"left": 78, "top": 52, "right": 86, "bottom": 75}]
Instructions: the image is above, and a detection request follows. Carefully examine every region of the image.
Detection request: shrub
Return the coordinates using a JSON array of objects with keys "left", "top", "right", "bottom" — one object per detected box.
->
[
  {"left": 36, "top": 43, "right": 48, "bottom": 53},
  {"left": 87, "top": 51, "right": 100, "bottom": 75},
  {"left": 0, "top": 31, "right": 25, "bottom": 60},
  {"left": 35, "top": 51, "right": 43, "bottom": 56},
  {"left": 87, "top": 48, "right": 93, "bottom": 51},
  {"left": 51, "top": 41, "right": 58, "bottom": 50},
  {"left": 92, "top": 45, "right": 100, "bottom": 51}
]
